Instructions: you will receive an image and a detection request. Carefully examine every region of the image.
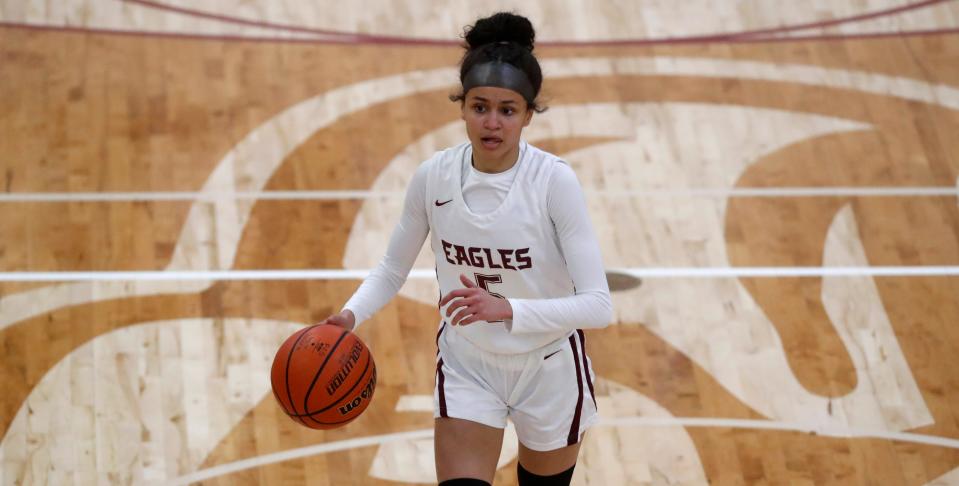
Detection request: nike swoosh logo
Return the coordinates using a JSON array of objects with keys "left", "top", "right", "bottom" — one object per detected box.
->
[
  {"left": 434, "top": 199, "right": 453, "bottom": 207},
  {"left": 544, "top": 350, "right": 562, "bottom": 360}
]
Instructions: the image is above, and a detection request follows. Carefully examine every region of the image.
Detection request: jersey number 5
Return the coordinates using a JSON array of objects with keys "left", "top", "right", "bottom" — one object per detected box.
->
[
  {"left": 474, "top": 273, "right": 504, "bottom": 299},
  {"left": 474, "top": 273, "right": 505, "bottom": 323}
]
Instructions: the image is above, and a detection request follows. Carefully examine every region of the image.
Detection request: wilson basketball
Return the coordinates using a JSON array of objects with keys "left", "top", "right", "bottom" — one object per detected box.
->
[{"left": 271, "top": 324, "right": 377, "bottom": 429}]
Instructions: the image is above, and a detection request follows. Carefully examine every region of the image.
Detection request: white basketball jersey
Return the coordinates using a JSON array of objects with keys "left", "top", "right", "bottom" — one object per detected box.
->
[{"left": 425, "top": 141, "right": 576, "bottom": 354}]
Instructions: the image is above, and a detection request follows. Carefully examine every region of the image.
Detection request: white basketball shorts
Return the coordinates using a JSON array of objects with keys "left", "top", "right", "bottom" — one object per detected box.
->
[{"left": 433, "top": 323, "right": 599, "bottom": 451}]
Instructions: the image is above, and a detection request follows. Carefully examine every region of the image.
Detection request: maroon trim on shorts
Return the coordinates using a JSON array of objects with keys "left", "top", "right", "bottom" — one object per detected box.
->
[
  {"left": 567, "top": 334, "right": 585, "bottom": 446},
  {"left": 435, "top": 322, "right": 448, "bottom": 417},
  {"left": 577, "top": 329, "right": 597, "bottom": 409},
  {"left": 436, "top": 357, "right": 448, "bottom": 418}
]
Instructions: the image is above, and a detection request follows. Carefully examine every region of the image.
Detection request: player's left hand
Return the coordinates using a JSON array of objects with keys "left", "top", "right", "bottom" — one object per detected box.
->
[{"left": 439, "top": 274, "right": 513, "bottom": 326}]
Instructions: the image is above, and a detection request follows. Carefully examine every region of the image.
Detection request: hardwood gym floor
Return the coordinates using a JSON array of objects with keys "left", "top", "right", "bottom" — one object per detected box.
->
[{"left": 1, "top": 1, "right": 958, "bottom": 484}]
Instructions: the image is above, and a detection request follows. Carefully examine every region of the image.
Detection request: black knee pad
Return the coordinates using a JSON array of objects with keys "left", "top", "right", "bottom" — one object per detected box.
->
[
  {"left": 438, "top": 478, "right": 491, "bottom": 486},
  {"left": 517, "top": 462, "right": 575, "bottom": 485}
]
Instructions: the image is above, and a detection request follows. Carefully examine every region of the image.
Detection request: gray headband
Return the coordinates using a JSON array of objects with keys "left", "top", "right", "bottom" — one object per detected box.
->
[{"left": 462, "top": 61, "right": 536, "bottom": 105}]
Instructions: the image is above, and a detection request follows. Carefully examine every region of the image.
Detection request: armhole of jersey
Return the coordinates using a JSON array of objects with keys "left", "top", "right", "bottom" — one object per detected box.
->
[
  {"left": 543, "top": 158, "right": 564, "bottom": 227},
  {"left": 423, "top": 152, "right": 440, "bottom": 228},
  {"left": 423, "top": 162, "right": 432, "bottom": 228}
]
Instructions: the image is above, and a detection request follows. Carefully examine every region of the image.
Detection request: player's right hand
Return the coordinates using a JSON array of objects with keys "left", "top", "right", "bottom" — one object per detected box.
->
[{"left": 318, "top": 309, "right": 356, "bottom": 331}]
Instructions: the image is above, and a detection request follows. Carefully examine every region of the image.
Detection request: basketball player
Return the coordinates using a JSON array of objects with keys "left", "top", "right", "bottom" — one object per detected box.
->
[{"left": 319, "top": 12, "right": 612, "bottom": 485}]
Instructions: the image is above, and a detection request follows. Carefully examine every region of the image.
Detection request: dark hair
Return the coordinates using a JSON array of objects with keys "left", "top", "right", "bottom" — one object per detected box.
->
[{"left": 450, "top": 12, "right": 546, "bottom": 113}]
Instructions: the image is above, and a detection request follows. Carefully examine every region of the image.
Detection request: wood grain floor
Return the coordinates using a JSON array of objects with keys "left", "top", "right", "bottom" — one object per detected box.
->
[{"left": 2, "top": 1, "right": 959, "bottom": 485}]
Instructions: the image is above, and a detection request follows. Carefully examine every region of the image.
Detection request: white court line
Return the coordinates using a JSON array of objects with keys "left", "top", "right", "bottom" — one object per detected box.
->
[
  {"left": 0, "top": 190, "right": 401, "bottom": 202},
  {"left": 170, "top": 429, "right": 435, "bottom": 486},
  {"left": 170, "top": 416, "right": 959, "bottom": 485},
  {"left": 2, "top": 266, "right": 959, "bottom": 282},
  {"left": 0, "top": 186, "right": 956, "bottom": 202}
]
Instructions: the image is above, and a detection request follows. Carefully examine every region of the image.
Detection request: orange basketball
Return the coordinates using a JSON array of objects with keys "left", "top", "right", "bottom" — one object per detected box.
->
[{"left": 271, "top": 324, "right": 377, "bottom": 429}]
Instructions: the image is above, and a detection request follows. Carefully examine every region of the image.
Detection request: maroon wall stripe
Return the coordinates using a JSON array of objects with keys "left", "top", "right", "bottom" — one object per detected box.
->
[
  {"left": 577, "top": 329, "right": 597, "bottom": 409},
  {"left": 2, "top": 21, "right": 955, "bottom": 47},
  {"left": 567, "top": 334, "right": 585, "bottom": 446},
  {"left": 119, "top": 0, "right": 953, "bottom": 47}
]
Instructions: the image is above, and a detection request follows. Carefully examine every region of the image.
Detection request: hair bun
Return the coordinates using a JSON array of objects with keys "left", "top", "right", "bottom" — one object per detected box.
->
[{"left": 463, "top": 12, "right": 535, "bottom": 51}]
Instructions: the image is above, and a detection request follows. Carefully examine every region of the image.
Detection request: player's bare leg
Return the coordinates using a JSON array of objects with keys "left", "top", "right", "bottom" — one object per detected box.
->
[
  {"left": 435, "top": 417, "right": 505, "bottom": 484},
  {"left": 517, "top": 440, "right": 581, "bottom": 482}
]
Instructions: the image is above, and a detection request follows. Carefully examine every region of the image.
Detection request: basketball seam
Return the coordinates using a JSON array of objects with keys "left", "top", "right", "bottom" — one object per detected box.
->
[
  {"left": 283, "top": 325, "right": 320, "bottom": 418},
  {"left": 300, "top": 328, "right": 350, "bottom": 425},
  {"left": 300, "top": 368, "right": 378, "bottom": 425},
  {"left": 296, "top": 349, "right": 374, "bottom": 418}
]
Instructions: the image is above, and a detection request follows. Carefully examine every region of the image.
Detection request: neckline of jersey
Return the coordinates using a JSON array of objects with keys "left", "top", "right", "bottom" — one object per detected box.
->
[{"left": 454, "top": 141, "right": 529, "bottom": 220}]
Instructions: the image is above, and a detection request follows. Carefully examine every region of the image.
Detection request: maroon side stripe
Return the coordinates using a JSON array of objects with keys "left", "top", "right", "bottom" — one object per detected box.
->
[
  {"left": 435, "top": 322, "right": 448, "bottom": 417},
  {"left": 436, "top": 357, "right": 448, "bottom": 418},
  {"left": 567, "top": 334, "right": 585, "bottom": 446},
  {"left": 435, "top": 322, "right": 446, "bottom": 349},
  {"left": 577, "top": 329, "right": 597, "bottom": 409}
]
